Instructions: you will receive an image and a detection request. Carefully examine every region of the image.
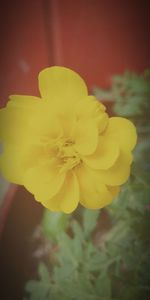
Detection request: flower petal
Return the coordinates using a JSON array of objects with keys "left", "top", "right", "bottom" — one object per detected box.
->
[
  {"left": 23, "top": 160, "right": 66, "bottom": 201},
  {"left": 8, "top": 95, "right": 41, "bottom": 108},
  {"left": 42, "top": 171, "right": 79, "bottom": 213},
  {"left": 75, "top": 97, "right": 108, "bottom": 134},
  {"left": 97, "top": 112, "right": 109, "bottom": 134},
  {"left": 83, "top": 136, "right": 119, "bottom": 170},
  {"left": 97, "top": 150, "right": 133, "bottom": 186},
  {"left": 75, "top": 96, "right": 105, "bottom": 118},
  {"left": 38, "top": 66, "right": 88, "bottom": 108},
  {"left": 76, "top": 164, "right": 113, "bottom": 209},
  {"left": 105, "top": 117, "right": 137, "bottom": 151},
  {"left": 0, "top": 95, "right": 42, "bottom": 144},
  {"left": 29, "top": 112, "right": 62, "bottom": 144},
  {"left": 0, "top": 145, "right": 26, "bottom": 184},
  {"left": 59, "top": 113, "right": 76, "bottom": 138},
  {"left": 0, "top": 141, "right": 52, "bottom": 184},
  {"left": 73, "top": 120, "right": 98, "bottom": 155},
  {"left": 60, "top": 172, "right": 79, "bottom": 213}
]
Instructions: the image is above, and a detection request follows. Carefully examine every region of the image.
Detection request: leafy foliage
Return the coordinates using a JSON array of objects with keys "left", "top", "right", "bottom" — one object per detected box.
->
[
  {"left": 25, "top": 70, "right": 150, "bottom": 300},
  {"left": 42, "top": 210, "right": 69, "bottom": 242},
  {"left": 93, "top": 69, "right": 150, "bottom": 117},
  {"left": 25, "top": 263, "right": 51, "bottom": 300}
]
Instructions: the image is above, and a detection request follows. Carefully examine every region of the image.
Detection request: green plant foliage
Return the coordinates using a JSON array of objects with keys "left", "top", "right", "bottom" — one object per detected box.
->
[
  {"left": 25, "top": 263, "right": 51, "bottom": 300},
  {"left": 25, "top": 70, "right": 150, "bottom": 300},
  {"left": 93, "top": 69, "right": 150, "bottom": 117},
  {"left": 42, "top": 210, "right": 69, "bottom": 242}
]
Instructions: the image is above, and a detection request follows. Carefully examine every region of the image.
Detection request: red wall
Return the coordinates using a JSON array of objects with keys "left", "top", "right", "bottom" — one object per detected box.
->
[
  {"left": 0, "top": 0, "right": 49, "bottom": 105},
  {"left": 51, "top": 0, "right": 150, "bottom": 87},
  {"left": 0, "top": 0, "right": 150, "bottom": 105}
]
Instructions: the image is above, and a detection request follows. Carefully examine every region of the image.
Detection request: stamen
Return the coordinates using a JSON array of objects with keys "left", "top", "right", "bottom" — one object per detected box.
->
[{"left": 44, "top": 136, "right": 81, "bottom": 171}]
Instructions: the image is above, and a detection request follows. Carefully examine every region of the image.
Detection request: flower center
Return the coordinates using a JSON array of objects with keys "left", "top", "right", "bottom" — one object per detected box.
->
[{"left": 55, "top": 138, "right": 81, "bottom": 171}]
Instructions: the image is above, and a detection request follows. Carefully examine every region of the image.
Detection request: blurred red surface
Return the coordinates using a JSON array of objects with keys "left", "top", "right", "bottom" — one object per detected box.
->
[
  {"left": 0, "top": 0, "right": 49, "bottom": 105},
  {"left": 0, "top": 0, "right": 150, "bottom": 105},
  {"left": 50, "top": 0, "right": 150, "bottom": 88}
]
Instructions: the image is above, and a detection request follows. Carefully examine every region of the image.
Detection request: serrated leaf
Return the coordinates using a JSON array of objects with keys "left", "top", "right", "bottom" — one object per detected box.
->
[
  {"left": 56, "top": 233, "right": 79, "bottom": 267},
  {"left": 53, "top": 263, "right": 76, "bottom": 282}
]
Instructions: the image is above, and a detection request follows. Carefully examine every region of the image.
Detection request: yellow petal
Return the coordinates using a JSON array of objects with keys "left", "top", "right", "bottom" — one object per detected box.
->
[
  {"left": 38, "top": 66, "right": 88, "bottom": 109},
  {"left": 83, "top": 97, "right": 108, "bottom": 134},
  {"left": 42, "top": 171, "right": 79, "bottom": 213},
  {"left": 73, "top": 120, "right": 98, "bottom": 155},
  {"left": 9, "top": 95, "right": 62, "bottom": 143},
  {"left": 23, "top": 159, "right": 66, "bottom": 201},
  {"left": 75, "top": 97, "right": 108, "bottom": 133},
  {"left": 60, "top": 172, "right": 79, "bottom": 213},
  {"left": 0, "top": 108, "right": 28, "bottom": 143},
  {"left": 23, "top": 144, "right": 51, "bottom": 168},
  {"left": 76, "top": 164, "right": 113, "bottom": 209},
  {"left": 97, "top": 150, "right": 133, "bottom": 186},
  {"left": 8, "top": 95, "right": 55, "bottom": 133},
  {"left": 29, "top": 112, "right": 62, "bottom": 144},
  {"left": 0, "top": 95, "right": 42, "bottom": 143},
  {"left": 0, "top": 144, "right": 28, "bottom": 184},
  {"left": 59, "top": 113, "right": 76, "bottom": 138},
  {"left": 97, "top": 112, "right": 109, "bottom": 134},
  {"left": 0, "top": 143, "right": 50, "bottom": 184},
  {"left": 8, "top": 95, "right": 41, "bottom": 108},
  {"left": 105, "top": 117, "right": 137, "bottom": 151},
  {"left": 75, "top": 96, "right": 105, "bottom": 118},
  {"left": 83, "top": 136, "right": 119, "bottom": 170},
  {"left": 41, "top": 194, "right": 60, "bottom": 211}
]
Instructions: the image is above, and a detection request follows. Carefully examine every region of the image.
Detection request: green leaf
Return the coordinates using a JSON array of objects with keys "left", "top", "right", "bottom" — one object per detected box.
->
[
  {"left": 25, "top": 280, "right": 51, "bottom": 300},
  {"left": 72, "top": 220, "right": 83, "bottom": 241},
  {"left": 95, "top": 274, "right": 111, "bottom": 298},
  {"left": 83, "top": 209, "right": 100, "bottom": 238},
  {"left": 38, "top": 263, "right": 50, "bottom": 282},
  {"left": 42, "top": 209, "right": 69, "bottom": 242}
]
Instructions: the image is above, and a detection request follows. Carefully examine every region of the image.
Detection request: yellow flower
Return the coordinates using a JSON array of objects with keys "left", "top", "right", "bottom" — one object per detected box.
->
[{"left": 0, "top": 67, "right": 137, "bottom": 213}]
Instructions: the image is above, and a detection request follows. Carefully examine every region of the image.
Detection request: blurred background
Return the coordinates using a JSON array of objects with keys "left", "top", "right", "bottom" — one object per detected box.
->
[
  {"left": 0, "top": 0, "right": 150, "bottom": 103},
  {"left": 0, "top": 1, "right": 150, "bottom": 299}
]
